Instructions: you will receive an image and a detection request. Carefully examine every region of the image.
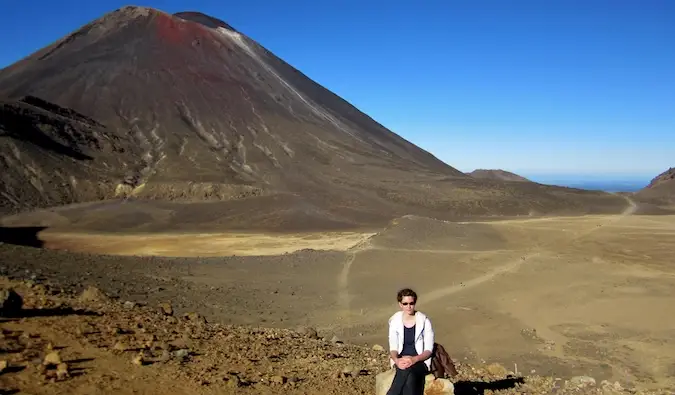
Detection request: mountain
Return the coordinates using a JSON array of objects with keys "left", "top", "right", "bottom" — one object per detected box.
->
[
  {"left": 635, "top": 167, "right": 675, "bottom": 206},
  {"left": 468, "top": 169, "right": 531, "bottom": 183},
  {"left": 0, "top": 6, "right": 627, "bottom": 230}
]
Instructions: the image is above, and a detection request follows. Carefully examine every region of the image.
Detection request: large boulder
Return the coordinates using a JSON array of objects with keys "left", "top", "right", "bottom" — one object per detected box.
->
[{"left": 376, "top": 368, "right": 454, "bottom": 395}]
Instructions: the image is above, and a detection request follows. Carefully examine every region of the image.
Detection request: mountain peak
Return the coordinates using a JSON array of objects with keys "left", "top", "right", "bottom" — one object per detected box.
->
[
  {"left": 0, "top": 6, "right": 628, "bottom": 222},
  {"left": 174, "top": 11, "right": 237, "bottom": 32}
]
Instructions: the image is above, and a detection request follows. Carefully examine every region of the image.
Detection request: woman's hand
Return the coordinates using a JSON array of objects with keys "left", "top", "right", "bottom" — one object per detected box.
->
[{"left": 396, "top": 356, "right": 415, "bottom": 369}]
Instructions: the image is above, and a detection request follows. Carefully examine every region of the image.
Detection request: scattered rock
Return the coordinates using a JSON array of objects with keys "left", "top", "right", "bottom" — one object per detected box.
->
[
  {"left": 112, "top": 341, "right": 128, "bottom": 353},
  {"left": 158, "top": 302, "right": 173, "bottom": 316},
  {"left": 342, "top": 365, "right": 356, "bottom": 377},
  {"left": 184, "top": 312, "right": 206, "bottom": 325},
  {"left": 569, "top": 375, "right": 596, "bottom": 388},
  {"left": 43, "top": 351, "right": 62, "bottom": 366},
  {"left": 601, "top": 380, "right": 624, "bottom": 391},
  {"left": 56, "top": 363, "right": 70, "bottom": 380},
  {"left": 131, "top": 352, "right": 145, "bottom": 366},
  {"left": 375, "top": 370, "right": 454, "bottom": 395},
  {"left": 296, "top": 326, "right": 319, "bottom": 339},
  {"left": 174, "top": 349, "right": 190, "bottom": 360},
  {"left": 79, "top": 286, "right": 109, "bottom": 303},
  {"left": 0, "top": 277, "right": 670, "bottom": 395},
  {"left": 485, "top": 362, "right": 508, "bottom": 377},
  {"left": 270, "top": 375, "right": 286, "bottom": 385},
  {"left": 158, "top": 349, "right": 171, "bottom": 362},
  {"left": 227, "top": 375, "right": 241, "bottom": 388}
]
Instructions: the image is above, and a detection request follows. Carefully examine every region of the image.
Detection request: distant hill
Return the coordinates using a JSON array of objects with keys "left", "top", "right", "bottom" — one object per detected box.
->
[
  {"left": 468, "top": 169, "right": 531, "bottom": 183},
  {"left": 635, "top": 167, "right": 675, "bottom": 205}
]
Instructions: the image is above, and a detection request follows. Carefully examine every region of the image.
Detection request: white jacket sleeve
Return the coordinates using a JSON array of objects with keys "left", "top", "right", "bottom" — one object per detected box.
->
[
  {"left": 423, "top": 317, "right": 434, "bottom": 352},
  {"left": 388, "top": 317, "right": 398, "bottom": 352}
]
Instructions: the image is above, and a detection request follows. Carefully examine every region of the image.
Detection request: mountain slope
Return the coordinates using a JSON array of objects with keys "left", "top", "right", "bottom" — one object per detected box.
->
[
  {"left": 468, "top": 169, "right": 531, "bottom": 183},
  {"left": 0, "top": 6, "right": 628, "bottom": 227}
]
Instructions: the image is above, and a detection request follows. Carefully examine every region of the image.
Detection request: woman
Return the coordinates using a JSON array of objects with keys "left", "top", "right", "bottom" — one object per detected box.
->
[{"left": 386, "top": 288, "right": 434, "bottom": 395}]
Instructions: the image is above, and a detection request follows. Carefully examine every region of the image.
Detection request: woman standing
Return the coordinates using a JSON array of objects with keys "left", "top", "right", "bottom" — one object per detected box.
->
[{"left": 386, "top": 288, "right": 434, "bottom": 395}]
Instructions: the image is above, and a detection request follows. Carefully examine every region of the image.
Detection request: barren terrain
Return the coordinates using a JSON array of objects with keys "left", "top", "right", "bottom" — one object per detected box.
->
[{"left": 1, "top": 196, "right": 674, "bottom": 394}]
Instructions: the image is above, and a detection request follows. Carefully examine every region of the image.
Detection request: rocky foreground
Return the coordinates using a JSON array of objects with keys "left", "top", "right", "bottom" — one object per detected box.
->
[{"left": 0, "top": 277, "right": 670, "bottom": 395}]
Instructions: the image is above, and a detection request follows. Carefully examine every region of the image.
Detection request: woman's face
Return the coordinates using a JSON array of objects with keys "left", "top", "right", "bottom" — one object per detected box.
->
[{"left": 399, "top": 296, "right": 416, "bottom": 314}]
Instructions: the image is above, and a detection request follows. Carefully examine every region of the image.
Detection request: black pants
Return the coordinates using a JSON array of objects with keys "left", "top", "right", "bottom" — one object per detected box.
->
[{"left": 386, "top": 361, "right": 428, "bottom": 395}]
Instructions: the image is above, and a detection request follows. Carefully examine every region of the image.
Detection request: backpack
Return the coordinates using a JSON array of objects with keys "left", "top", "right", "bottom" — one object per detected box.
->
[{"left": 430, "top": 342, "right": 458, "bottom": 379}]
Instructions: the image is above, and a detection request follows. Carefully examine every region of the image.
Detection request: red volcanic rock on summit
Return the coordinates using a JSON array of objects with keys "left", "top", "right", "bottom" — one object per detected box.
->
[{"left": 0, "top": 6, "right": 627, "bottom": 225}]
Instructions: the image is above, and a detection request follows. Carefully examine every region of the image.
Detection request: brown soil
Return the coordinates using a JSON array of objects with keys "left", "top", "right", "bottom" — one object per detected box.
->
[
  {"left": 1, "top": 197, "right": 674, "bottom": 394},
  {"left": 0, "top": 278, "right": 670, "bottom": 395}
]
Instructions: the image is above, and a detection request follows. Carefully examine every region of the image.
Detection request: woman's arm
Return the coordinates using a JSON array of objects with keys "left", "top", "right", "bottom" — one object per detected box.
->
[
  {"left": 411, "top": 350, "right": 432, "bottom": 363},
  {"left": 388, "top": 317, "right": 398, "bottom": 356},
  {"left": 414, "top": 317, "right": 435, "bottom": 363},
  {"left": 389, "top": 350, "right": 400, "bottom": 363}
]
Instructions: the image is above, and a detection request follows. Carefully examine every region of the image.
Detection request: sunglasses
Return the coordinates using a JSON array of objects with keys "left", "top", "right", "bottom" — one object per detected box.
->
[{"left": 401, "top": 302, "right": 416, "bottom": 306}]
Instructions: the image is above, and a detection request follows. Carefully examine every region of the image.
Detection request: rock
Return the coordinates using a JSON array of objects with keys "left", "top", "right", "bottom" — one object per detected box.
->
[
  {"left": 174, "top": 349, "right": 190, "bottom": 360},
  {"left": 79, "top": 286, "right": 109, "bottom": 303},
  {"left": 569, "top": 375, "right": 596, "bottom": 388},
  {"left": 112, "top": 341, "right": 128, "bottom": 353},
  {"left": 486, "top": 362, "right": 508, "bottom": 377},
  {"left": 601, "top": 380, "right": 624, "bottom": 392},
  {"left": 0, "top": 288, "right": 23, "bottom": 316},
  {"left": 158, "top": 349, "right": 171, "bottom": 362},
  {"left": 342, "top": 365, "right": 356, "bottom": 377},
  {"left": 296, "top": 326, "right": 319, "bottom": 340},
  {"left": 131, "top": 352, "right": 145, "bottom": 366},
  {"left": 184, "top": 312, "right": 206, "bottom": 324},
  {"left": 270, "top": 375, "right": 286, "bottom": 384},
  {"left": 330, "top": 335, "right": 342, "bottom": 344},
  {"left": 158, "top": 302, "right": 173, "bottom": 316},
  {"left": 0, "top": 360, "right": 7, "bottom": 373},
  {"left": 376, "top": 369, "right": 454, "bottom": 395},
  {"left": 422, "top": 375, "right": 454, "bottom": 394},
  {"left": 56, "top": 363, "right": 70, "bottom": 380},
  {"left": 227, "top": 375, "right": 241, "bottom": 388},
  {"left": 123, "top": 301, "right": 136, "bottom": 310},
  {"left": 372, "top": 344, "right": 385, "bottom": 352},
  {"left": 43, "top": 351, "right": 62, "bottom": 366}
]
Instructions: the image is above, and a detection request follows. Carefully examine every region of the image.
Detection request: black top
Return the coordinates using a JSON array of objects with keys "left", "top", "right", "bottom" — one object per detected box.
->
[{"left": 399, "top": 324, "right": 418, "bottom": 357}]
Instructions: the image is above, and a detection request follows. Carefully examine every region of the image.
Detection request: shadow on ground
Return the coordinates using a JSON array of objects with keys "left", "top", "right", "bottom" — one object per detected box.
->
[
  {"left": 0, "top": 307, "right": 102, "bottom": 319},
  {"left": 0, "top": 226, "right": 47, "bottom": 248},
  {"left": 454, "top": 376, "right": 525, "bottom": 395}
]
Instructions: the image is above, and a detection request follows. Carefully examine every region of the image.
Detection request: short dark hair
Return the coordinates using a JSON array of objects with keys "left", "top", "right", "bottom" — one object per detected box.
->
[{"left": 397, "top": 288, "right": 417, "bottom": 303}]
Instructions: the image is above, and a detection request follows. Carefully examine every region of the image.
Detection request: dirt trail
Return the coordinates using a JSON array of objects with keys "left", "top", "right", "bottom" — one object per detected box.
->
[
  {"left": 341, "top": 195, "right": 640, "bottom": 328},
  {"left": 423, "top": 195, "right": 637, "bottom": 301}
]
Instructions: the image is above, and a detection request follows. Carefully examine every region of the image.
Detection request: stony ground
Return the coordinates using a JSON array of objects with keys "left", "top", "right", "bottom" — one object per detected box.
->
[{"left": 0, "top": 277, "right": 671, "bottom": 395}]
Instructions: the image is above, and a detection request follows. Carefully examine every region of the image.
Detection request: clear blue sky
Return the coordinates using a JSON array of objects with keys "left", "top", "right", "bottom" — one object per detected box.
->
[{"left": 2, "top": 0, "right": 673, "bottom": 179}]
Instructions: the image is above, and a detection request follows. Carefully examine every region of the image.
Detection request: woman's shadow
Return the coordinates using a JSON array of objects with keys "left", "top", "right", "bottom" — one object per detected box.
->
[{"left": 453, "top": 376, "right": 525, "bottom": 395}]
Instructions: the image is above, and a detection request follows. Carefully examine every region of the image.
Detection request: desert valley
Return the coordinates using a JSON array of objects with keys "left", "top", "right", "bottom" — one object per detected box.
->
[{"left": 1, "top": 6, "right": 674, "bottom": 395}]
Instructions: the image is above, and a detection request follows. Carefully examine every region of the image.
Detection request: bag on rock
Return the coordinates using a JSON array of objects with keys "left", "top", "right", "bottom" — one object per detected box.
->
[{"left": 430, "top": 342, "right": 458, "bottom": 379}]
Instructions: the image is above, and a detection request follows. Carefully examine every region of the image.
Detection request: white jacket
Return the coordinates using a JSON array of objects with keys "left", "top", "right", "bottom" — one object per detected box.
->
[{"left": 388, "top": 310, "right": 434, "bottom": 369}]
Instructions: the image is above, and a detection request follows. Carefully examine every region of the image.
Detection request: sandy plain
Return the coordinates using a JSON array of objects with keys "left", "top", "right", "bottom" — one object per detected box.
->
[{"left": 1, "top": 196, "right": 674, "bottom": 392}]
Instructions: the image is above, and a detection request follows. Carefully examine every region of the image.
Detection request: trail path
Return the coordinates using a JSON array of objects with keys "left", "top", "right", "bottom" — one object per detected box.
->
[{"left": 336, "top": 195, "right": 638, "bottom": 327}]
